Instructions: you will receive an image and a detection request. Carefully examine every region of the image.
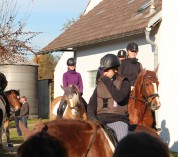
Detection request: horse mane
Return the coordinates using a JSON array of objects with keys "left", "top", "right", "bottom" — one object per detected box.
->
[
  {"left": 5, "top": 89, "right": 20, "bottom": 96},
  {"left": 132, "top": 69, "right": 146, "bottom": 97}
]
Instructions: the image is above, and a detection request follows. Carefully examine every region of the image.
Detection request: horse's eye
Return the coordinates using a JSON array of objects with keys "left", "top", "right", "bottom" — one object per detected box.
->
[{"left": 145, "top": 83, "right": 149, "bottom": 86}]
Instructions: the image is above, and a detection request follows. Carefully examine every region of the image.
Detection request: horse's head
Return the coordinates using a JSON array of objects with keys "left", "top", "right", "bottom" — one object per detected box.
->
[
  {"left": 134, "top": 66, "right": 161, "bottom": 111},
  {"left": 5, "top": 89, "right": 21, "bottom": 110},
  {"left": 60, "top": 85, "right": 81, "bottom": 117}
]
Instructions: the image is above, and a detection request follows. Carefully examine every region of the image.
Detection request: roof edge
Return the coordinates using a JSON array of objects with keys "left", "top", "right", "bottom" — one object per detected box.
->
[{"left": 39, "top": 29, "right": 145, "bottom": 54}]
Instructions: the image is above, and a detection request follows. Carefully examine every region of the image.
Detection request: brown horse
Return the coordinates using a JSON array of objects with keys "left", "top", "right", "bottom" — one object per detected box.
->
[
  {"left": 0, "top": 89, "right": 21, "bottom": 148},
  {"left": 50, "top": 85, "right": 87, "bottom": 120},
  {"left": 128, "top": 67, "right": 161, "bottom": 129},
  {"left": 19, "top": 119, "right": 114, "bottom": 157}
]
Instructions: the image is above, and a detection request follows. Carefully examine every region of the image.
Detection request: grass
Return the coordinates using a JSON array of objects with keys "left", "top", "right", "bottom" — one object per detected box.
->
[
  {"left": 1, "top": 118, "right": 178, "bottom": 157},
  {"left": 171, "top": 152, "right": 178, "bottom": 157},
  {"left": 9, "top": 118, "right": 49, "bottom": 144},
  {"left": 0, "top": 118, "right": 49, "bottom": 156}
]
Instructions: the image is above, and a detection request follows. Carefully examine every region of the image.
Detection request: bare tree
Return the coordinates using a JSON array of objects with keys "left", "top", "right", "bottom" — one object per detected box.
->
[{"left": 0, "top": 0, "right": 41, "bottom": 63}]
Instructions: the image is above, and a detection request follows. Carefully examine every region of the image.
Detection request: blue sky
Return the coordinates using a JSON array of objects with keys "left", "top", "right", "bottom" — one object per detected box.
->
[{"left": 16, "top": 0, "right": 89, "bottom": 55}]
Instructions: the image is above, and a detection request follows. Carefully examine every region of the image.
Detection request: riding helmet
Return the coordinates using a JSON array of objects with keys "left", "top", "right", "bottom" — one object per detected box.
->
[
  {"left": 117, "top": 50, "right": 127, "bottom": 58},
  {"left": 67, "top": 58, "right": 76, "bottom": 66},
  {"left": 127, "top": 42, "right": 139, "bottom": 52},
  {"left": 100, "top": 54, "right": 120, "bottom": 71}
]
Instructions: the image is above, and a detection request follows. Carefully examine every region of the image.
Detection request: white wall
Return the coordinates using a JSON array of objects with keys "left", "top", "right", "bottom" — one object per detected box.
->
[
  {"left": 75, "top": 38, "right": 155, "bottom": 103},
  {"left": 54, "top": 52, "right": 74, "bottom": 98},
  {"left": 158, "top": 0, "right": 178, "bottom": 152}
]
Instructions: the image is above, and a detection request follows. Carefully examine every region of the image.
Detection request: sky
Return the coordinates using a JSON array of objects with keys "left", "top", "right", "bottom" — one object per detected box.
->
[{"left": 16, "top": 0, "right": 89, "bottom": 56}]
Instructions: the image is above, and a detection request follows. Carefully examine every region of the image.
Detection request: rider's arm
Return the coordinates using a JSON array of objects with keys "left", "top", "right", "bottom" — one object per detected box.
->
[
  {"left": 63, "top": 73, "right": 68, "bottom": 88},
  {"left": 87, "top": 88, "right": 97, "bottom": 118},
  {"left": 100, "top": 76, "right": 130, "bottom": 105},
  {"left": 78, "top": 73, "right": 83, "bottom": 94}
]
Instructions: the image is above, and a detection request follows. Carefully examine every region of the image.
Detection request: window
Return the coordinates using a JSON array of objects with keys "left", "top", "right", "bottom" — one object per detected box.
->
[{"left": 88, "top": 70, "right": 98, "bottom": 88}]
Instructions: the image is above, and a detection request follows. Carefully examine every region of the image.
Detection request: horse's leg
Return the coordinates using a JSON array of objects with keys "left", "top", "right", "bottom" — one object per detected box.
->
[
  {"left": 5, "top": 128, "right": 13, "bottom": 147},
  {"left": 3, "top": 120, "right": 13, "bottom": 147}
]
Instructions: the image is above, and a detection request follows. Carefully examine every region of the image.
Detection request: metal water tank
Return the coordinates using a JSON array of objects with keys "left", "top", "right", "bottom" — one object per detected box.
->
[{"left": 0, "top": 54, "right": 38, "bottom": 115}]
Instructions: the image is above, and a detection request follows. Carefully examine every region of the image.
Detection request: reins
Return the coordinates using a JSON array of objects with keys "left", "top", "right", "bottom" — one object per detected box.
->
[{"left": 84, "top": 125, "right": 99, "bottom": 157}]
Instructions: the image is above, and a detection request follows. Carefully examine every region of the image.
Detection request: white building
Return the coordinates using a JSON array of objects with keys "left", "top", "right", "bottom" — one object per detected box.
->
[{"left": 41, "top": 0, "right": 178, "bottom": 152}]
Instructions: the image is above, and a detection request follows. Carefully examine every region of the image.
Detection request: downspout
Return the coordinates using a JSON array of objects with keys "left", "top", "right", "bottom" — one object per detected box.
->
[
  {"left": 145, "top": 11, "right": 162, "bottom": 68},
  {"left": 145, "top": 27, "right": 158, "bottom": 68}
]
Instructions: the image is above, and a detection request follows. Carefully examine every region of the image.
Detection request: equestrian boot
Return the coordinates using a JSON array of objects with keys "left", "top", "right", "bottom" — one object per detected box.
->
[{"left": 152, "top": 111, "right": 161, "bottom": 132}]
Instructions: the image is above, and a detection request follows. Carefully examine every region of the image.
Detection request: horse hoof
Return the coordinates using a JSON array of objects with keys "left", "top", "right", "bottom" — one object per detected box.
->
[{"left": 7, "top": 143, "right": 13, "bottom": 147}]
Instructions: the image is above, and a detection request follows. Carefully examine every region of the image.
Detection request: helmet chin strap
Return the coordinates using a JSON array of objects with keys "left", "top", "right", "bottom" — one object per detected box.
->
[{"left": 111, "top": 74, "right": 118, "bottom": 81}]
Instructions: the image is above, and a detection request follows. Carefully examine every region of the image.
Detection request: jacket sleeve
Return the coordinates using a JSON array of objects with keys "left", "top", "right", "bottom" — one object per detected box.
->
[
  {"left": 100, "top": 76, "right": 130, "bottom": 105},
  {"left": 87, "top": 88, "right": 97, "bottom": 117},
  {"left": 78, "top": 73, "right": 83, "bottom": 93},
  {"left": 63, "top": 73, "right": 68, "bottom": 88}
]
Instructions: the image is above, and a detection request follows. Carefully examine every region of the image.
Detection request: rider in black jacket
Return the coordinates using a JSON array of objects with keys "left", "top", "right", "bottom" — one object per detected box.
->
[
  {"left": 119, "top": 42, "right": 142, "bottom": 87},
  {"left": 0, "top": 72, "right": 11, "bottom": 118}
]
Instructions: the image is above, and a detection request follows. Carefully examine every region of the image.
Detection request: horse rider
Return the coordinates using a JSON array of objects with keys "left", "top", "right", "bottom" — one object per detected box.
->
[
  {"left": 87, "top": 54, "right": 131, "bottom": 143},
  {"left": 0, "top": 72, "right": 11, "bottom": 118}
]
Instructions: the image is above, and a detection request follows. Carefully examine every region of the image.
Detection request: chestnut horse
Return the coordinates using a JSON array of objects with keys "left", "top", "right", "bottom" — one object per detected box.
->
[
  {"left": 50, "top": 85, "right": 87, "bottom": 120},
  {"left": 19, "top": 119, "right": 114, "bottom": 157},
  {"left": 128, "top": 67, "right": 161, "bottom": 129},
  {"left": 0, "top": 89, "right": 21, "bottom": 148}
]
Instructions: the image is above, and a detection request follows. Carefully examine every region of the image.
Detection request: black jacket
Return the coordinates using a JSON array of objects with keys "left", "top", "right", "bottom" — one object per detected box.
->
[
  {"left": 119, "top": 58, "right": 142, "bottom": 86},
  {"left": 0, "top": 72, "right": 7, "bottom": 91}
]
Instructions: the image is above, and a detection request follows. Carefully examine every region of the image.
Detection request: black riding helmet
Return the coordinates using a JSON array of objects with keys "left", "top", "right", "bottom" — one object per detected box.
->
[
  {"left": 100, "top": 54, "right": 120, "bottom": 71},
  {"left": 67, "top": 58, "right": 76, "bottom": 66},
  {"left": 127, "top": 42, "right": 139, "bottom": 52}
]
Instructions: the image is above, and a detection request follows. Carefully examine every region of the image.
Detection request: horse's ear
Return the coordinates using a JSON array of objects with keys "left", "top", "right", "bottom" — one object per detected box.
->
[
  {"left": 141, "top": 68, "right": 146, "bottom": 75},
  {"left": 19, "top": 120, "right": 45, "bottom": 141},
  {"left": 61, "top": 85, "right": 65, "bottom": 91},
  {"left": 36, "top": 120, "right": 45, "bottom": 132},
  {"left": 154, "top": 64, "right": 159, "bottom": 73}
]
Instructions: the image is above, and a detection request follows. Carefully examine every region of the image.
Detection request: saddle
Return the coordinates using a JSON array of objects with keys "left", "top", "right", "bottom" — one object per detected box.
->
[{"left": 101, "top": 123, "right": 118, "bottom": 147}]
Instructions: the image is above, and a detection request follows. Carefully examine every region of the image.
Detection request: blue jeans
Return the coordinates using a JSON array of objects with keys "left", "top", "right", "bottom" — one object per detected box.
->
[
  {"left": 21, "top": 116, "right": 28, "bottom": 128},
  {"left": 15, "top": 116, "right": 22, "bottom": 136}
]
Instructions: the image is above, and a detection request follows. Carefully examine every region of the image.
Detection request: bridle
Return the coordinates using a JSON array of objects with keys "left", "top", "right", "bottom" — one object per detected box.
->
[
  {"left": 58, "top": 89, "right": 82, "bottom": 117},
  {"left": 141, "top": 75, "right": 159, "bottom": 106},
  {"left": 64, "top": 93, "right": 82, "bottom": 110},
  {"left": 130, "top": 73, "right": 159, "bottom": 110}
]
